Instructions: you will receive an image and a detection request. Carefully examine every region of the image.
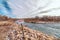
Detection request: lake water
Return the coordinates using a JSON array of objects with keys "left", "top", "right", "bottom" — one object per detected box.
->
[{"left": 23, "top": 22, "right": 60, "bottom": 38}]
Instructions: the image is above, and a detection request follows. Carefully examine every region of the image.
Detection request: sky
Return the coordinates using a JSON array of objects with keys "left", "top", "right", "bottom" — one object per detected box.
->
[{"left": 0, "top": 0, "right": 60, "bottom": 18}]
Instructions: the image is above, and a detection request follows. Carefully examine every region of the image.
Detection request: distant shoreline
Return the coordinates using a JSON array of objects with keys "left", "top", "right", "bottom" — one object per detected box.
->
[{"left": 25, "top": 21, "right": 60, "bottom": 24}]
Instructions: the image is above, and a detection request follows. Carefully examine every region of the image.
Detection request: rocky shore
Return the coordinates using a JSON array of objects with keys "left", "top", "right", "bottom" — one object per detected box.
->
[{"left": 0, "top": 21, "right": 58, "bottom": 40}]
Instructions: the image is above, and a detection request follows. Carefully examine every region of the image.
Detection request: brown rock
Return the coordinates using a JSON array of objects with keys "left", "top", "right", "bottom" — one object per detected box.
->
[{"left": 0, "top": 21, "right": 57, "bottom": 40}]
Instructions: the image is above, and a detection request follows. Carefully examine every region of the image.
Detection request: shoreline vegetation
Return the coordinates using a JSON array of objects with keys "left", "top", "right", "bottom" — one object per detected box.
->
[
  {"left": 24, "top": 16, "right": 60, "bottom": 23},
  {"left": 1, "top": 15, "right": 60, "bottom": 23}
]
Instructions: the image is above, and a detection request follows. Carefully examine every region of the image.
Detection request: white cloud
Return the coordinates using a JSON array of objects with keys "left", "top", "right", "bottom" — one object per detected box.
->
[{"left": 8, "top": 0, "right": 60, "bottom": 18}]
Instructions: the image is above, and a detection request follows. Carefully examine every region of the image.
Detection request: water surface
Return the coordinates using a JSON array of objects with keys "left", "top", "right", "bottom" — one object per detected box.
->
[{"left": 23, "top": 22, "right": 60, "bottom": 38}]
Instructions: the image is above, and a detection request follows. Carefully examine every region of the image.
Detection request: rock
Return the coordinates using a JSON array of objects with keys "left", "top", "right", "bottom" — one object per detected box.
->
[{"left": 0, "top": 21, "right": 57, "bottom": 40}]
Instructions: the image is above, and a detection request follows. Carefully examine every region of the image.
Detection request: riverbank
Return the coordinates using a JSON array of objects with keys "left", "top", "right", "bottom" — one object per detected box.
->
[
  {"left": 24, "top": 16, "right": 60, "bottom": 23},
  {"left": 32, "top": 21, "right": 60, "bottom": 24},
  {"left": 0, "top": 21, "right": 58, "bottom": 40}
]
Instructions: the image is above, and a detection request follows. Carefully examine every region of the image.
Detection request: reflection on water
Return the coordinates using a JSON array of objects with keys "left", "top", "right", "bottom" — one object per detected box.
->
[{"left": 23, "top": 22, "right": 60, "bottom": 38}]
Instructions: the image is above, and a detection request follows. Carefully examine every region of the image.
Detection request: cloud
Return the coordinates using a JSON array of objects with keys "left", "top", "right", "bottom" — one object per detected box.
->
[
  {"left": 0, "top": 0, "right": 60, "bottom": 18},
  {"left": 0, "top": 0, "right": 16, "bottom": 18},
  {"left": 3, "top": 0, "right": 11, "bottom": 12},
  {"left": 8, "top": 0, "right": 51, "bottom": 18}
]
